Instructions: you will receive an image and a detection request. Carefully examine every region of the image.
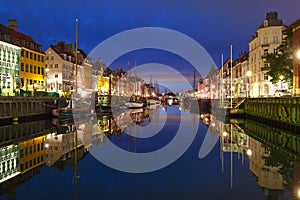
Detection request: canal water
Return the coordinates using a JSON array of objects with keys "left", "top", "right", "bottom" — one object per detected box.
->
[{"left": 0, "top": 104, "right": 299, "bottom": 200}]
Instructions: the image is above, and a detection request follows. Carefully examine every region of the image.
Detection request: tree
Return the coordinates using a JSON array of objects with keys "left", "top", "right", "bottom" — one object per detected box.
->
[{"left": 265, "top": 27, "right": 293, "bottom": 88}]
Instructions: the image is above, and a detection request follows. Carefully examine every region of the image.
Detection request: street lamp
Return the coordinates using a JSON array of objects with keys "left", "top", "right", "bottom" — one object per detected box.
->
[
  {"left": 297, "top": 49, "right": 300, "bottom": 59},
  {"left": 279, "top": 75, "right": 284, "bottom": 89},
  {"left": 246, "top": 71, "right": 252, "bottom": 98}
]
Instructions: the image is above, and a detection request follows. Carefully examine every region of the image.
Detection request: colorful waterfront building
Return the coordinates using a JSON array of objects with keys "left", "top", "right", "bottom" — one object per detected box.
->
[
  {"left": 0, "top": 21, "right": 22, "bottom": 96},
  {"left": 45, "top": 41, "right": 92, "bottom": 96},
  {"left": 248, "top": 12, "right": 286, "bottom": 97},
  {"left": 0, "top": 20, "right": 45, "bottom": 94}
]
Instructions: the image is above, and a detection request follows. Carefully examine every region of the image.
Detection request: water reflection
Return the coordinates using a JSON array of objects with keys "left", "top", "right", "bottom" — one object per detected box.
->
[
  {"left": 0, "top": 103, "right": 299, "bottom": 199},
  {"left": 208, "top": 114, "right": 300, "bottom": 199}
]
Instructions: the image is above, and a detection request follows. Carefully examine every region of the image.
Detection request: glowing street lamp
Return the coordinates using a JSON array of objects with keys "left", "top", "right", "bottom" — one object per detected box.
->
[
  {"left": 246, "top": 71, "right": 252, "bottom": 98},
  {"left": 297, "top": 49, "right": 300, "bottom": 59},
  {"left": 279, "top": 75, "right": 284, "bottom": 89}
]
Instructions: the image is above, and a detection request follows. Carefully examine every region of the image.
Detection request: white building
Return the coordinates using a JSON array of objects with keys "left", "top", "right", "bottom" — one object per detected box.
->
[
  {"left": 45, "top": 41, "right": 92, "bottom": 96},
  {"left": 248, "top": 12, "right": 285, "bottom": 97},
  {"left": 0, "top": 40, "right": 21, "bottom": 96}
]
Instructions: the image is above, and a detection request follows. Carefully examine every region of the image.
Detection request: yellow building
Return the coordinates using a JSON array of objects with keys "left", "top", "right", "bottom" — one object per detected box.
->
[
  {"left": 1, "top": 20, "right": 45, "bottom": 92},
  {"left": 19, "top": 136, "right": 45, "bottom": 173}
]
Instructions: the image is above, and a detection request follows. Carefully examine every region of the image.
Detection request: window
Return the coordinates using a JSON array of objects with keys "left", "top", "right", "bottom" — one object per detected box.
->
[
  {"left": 46, "top": 56, "right": 49, "bottom": 60},
  {"left": 30, "top": 65, "right": 33, "bottom": 73},
  {"left": 20, "top": 149, "right": 23, "bottom": 158},
  {"left": 38, "top": 55, "right": 40, "bottom": 61},
  {"left": 25, "top": 51, "right": 28, "bottom": 58},
  {"left": 263, "top": 36, "right": 268, "bottom": 44},
  {"left": 264, "top": 73, "right": 268, "bottom": 80},
  {"left": 30, "top": 79, "right": 32, "bottom": 85},
  {"left": 55, "top": 74, "right": 58, "bottom": 78},
  {"left": 30, "top": 52, "right": 32, "bottom": 59},
  {"left": 34, "top": 54, "right": 36, "bottom": 60},
  {"left": 41, "top": 68, "right": 44, "bottom": 75},
  {"left": 264, "top": 49, "right": 268, "bottom": 56},
  {"left": 49, "top": 64, "right": 53, "bottom": 68},
  {"left": 34, "top": 66, "right": 36, "bottom": 74},
  {"left": 21, "top": 50, "right": 24, "bottom": 57},
  {"left": 21, "top": 63, "right": 24, "bottom": 71},
  {"left": 274, "top": 35, "right": 279, "bottom": 43},
  {"left": 51, "top": 56, "right": 54, "bottom": 60},
  {"left": 38, "top": 67, "right": 40, "bottom": 74},
  {"left": 55, "top": 64, "right": 58, "bottom": 68},
  {"left": 25, "top": 147, "right": 28, "bottom": 156},
  {"left": 41, "top": 56, "right": 44, "bottom": 62},
  {"left": 26, "top": 64, "right": 29, "bottom": 72}
]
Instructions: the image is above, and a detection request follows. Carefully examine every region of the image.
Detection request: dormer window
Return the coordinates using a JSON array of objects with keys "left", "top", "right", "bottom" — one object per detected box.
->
[
  {"left": 21, "top": 39, "right": 25, "bottom": 45},
  {"left": 30, "top": 43, "right": 34, "bottom": 49},
  {"left": 264, "top": 20, "right": 268, "bottom": 27}
]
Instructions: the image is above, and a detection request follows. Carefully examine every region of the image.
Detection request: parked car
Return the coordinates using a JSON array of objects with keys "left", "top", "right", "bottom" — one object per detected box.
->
[{"left": 274, "top": 89, "right": 292, "bottom": 97}]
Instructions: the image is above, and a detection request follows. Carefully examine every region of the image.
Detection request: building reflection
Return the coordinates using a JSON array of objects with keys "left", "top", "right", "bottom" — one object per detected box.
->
[
  {"left": 208, "top": 115, "right": 300, "bottom": 199},
  {"left": 1, "top": 105, "right": 299, "bottom": 199}
]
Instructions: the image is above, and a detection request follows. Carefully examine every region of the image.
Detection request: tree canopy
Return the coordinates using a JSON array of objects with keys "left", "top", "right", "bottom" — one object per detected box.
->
[{"left": 265, "top": 27, "right": 293, "bottom": 88}]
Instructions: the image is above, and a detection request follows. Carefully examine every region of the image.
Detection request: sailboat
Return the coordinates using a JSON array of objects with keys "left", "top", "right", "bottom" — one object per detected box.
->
[
  {"left": 52, "top": 19, "right": 93, "bottom": 125},
  {"left": 126, "top": 60, "right": 143, "bottom": 109}
]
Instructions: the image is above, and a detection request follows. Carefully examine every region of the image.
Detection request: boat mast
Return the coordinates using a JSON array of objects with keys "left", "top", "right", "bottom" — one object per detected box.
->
[{"left": 75, "top": 19, "right": 78, "bottom": 96}]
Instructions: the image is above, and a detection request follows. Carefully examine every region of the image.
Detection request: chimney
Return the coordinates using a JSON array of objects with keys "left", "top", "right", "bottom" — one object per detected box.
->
[{"left": 8, "top": 19, "right": 18, "bottom": 31}]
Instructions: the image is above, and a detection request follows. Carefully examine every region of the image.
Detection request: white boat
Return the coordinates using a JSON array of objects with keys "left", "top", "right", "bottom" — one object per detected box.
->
[
  {"left": 126, "top": 102, "right": 144, "bottom": 109},
  {"left": 148, "top": 99, "right": 156, "bottom": 105}
]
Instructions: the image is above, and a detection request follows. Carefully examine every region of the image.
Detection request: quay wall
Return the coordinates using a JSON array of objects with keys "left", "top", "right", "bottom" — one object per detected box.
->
[
  {"left": 0, "top": 97, "right": 58, "bottom": 121},
  {"left": 244, "top": 97, "right": 300, "bottom": 128}
]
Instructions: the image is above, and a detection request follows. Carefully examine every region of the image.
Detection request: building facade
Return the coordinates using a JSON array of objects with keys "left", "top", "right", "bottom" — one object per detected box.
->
[
  {"left": 0, "top": 20, "right": 45, "bottom": 94},
  {"left": 45, "top": 41, "right": 92, "bottom": 96},
  {"left": 248, "top": 12, "right": 285, "bottom": 97},
  {"left": 0, "top": 40, "right": 21, "bottom": 96},
  {"left": 290, "top": 18, "right": 300, "bottom": 96}
]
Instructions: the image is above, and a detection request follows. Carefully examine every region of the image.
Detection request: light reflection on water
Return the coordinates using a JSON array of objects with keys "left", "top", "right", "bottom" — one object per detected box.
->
[{"left": 0, "top": 104, "right": 299, "bottom": 200}]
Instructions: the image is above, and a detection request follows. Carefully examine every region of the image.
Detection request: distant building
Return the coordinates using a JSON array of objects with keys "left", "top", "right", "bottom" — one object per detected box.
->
[
  {"left": 0, "top": 20, "right": 45, "bottom": 95},
  {"left": 248, "top": 12, "right": 286, "bottom": 97},
  {"left": 290, "top": 18, "right": 300, "bottom": 96},
  {"left": 232, "top": 52, "right": 249, "bottom": 98}
]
